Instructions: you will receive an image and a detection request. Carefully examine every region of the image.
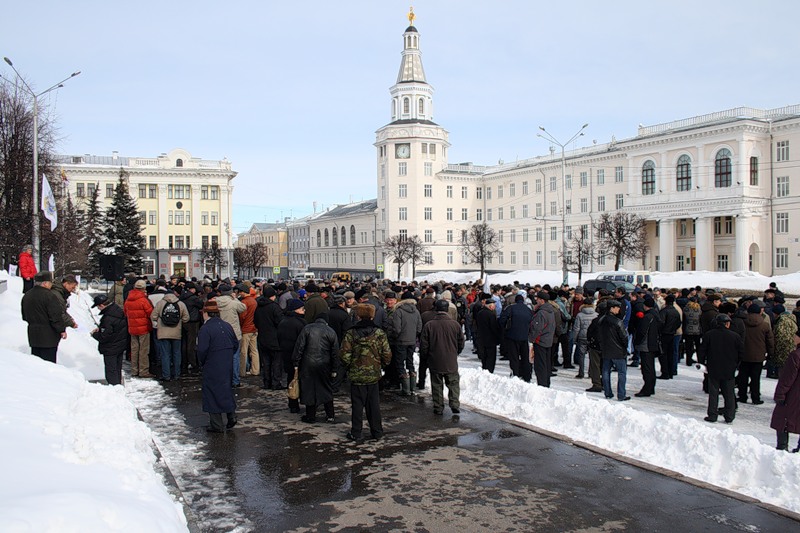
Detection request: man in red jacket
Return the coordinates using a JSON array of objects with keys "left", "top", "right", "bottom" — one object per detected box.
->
[
  {"left": 18, "top": 244, "right": 37, "bottom": 293},
  {"left": 124, "top": 279, "right": 155, "bottom": 378}
]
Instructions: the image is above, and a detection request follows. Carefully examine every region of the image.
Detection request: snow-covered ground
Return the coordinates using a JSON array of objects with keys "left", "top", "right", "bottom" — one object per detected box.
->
[
  {"left": 0, "top": 272, "right": 187, "bottom": 532},
  {"left": 1, "top": 267, "right": 799, "bottom": 525}
]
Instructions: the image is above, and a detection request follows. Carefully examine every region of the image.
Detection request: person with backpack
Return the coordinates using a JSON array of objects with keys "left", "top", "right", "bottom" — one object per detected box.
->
[{"left": 150, "top": 288, "right": 190, "bottom": 382}]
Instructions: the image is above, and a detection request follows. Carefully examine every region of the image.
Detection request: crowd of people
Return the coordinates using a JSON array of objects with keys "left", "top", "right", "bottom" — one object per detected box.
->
[{"left": 16, "top": 250, "right": 800, "bottom": 451}]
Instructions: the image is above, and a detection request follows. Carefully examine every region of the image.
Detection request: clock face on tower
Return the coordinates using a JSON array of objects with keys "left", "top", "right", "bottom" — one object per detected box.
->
[{"left": 395, "top": 143, "right": 411, "bottom": 159}]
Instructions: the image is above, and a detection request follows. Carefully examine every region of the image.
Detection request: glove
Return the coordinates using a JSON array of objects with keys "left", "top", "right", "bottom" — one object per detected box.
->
[{"left": 331, "top": 372, "right": 337, "bottom": 379}]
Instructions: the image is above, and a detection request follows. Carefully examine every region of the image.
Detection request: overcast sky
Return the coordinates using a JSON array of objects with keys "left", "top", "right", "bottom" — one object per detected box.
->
[{"left": 5, "top": 1, "right": 799, "bottom": 233}]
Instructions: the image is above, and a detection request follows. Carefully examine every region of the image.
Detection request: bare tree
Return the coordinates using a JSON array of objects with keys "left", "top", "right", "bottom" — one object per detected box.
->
[
  {"left": 245, "top": 242, "right": 268, "bottom": 278},
  {"left": 593, "top": 212, "right": 648, "bottom": 270},
  {"left": 231, "top": 246, "right": 247, "bottom": 279},
  {"left": 383, "top": 234, "right": 413, "bottom": 280},
  {"left": 405, "top": 235, "right": 431, "bottom": 279},
  {"left": 202, "top": 241, "right": 229, "bottom": 278},
  {"left": 459, "top": 222, "right": 501, "bottom": 280},
  {"left": 561, "top": 225, "right": 594, "bottom": 285}
]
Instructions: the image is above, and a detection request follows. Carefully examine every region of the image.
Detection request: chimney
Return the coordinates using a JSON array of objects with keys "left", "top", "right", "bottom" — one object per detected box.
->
[{"left": 313, "top": 201, "right": 318, "bottom": 213}]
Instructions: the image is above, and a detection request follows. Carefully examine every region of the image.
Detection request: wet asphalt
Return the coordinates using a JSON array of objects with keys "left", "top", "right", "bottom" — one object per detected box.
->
[{"left": 152, "top": 374, "right": 799, "bottom": 532}]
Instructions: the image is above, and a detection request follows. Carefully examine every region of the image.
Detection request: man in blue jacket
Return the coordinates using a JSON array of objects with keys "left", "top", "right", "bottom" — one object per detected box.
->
[{"left": 500, "top": 294, "right": 533, "bottom": 379}]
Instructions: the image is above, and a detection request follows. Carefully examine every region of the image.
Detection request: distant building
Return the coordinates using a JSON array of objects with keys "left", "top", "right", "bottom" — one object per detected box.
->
[
  {"left": 235, "top": 222, "right": 289, "bottom": 278},
  {"left": 307, "top": 200, "right": 379, "bottom": 279},
  {"left": 59, "top": 148, "right": 236, "bottom": 278}
]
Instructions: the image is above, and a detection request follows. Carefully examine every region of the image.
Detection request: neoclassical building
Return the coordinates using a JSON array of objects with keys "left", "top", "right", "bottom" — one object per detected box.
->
[
  {"left": 235, "top": 222, "right": 289, "bottom": 278},
  {"left": 59, "top": 148, "right": 236, "bottom": 278}
]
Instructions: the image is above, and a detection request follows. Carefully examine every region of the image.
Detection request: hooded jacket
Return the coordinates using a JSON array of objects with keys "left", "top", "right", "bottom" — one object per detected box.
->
[
  {"left": 388, "top": 298, "right": 423, "bottom": 346},
  {"left": 254, "top": 296, "right": 283, "bottom": 351},
  {"left": 151, "top": 293, "right": 189, "bottom": 340},
  {"left": 420, "top": 313, "right": 465, "bottom": 374},
  {"left": 215, "top": 293, "right": 246, "bottom": 340},
  {"left": 742, "top": 312, "right": 775, "bottom": 363},
  {"left": 682, "top": 302, "right": 702, "bottom": 336},
  {"left": 339, "top": 320, "right": 392, "bottom": 385},
  {"left": 124, "top": 289, "right": 154, "bottom": 336},
  {"left": 238, "top": 294, "right": 258, "bottom": 334},
  {"left": 92, "top": 302, "right": 128, "bottom": 356},
  {"left": 529, "top": 302, "right": 556, "bottom": 347},
  {"left": 572, "top": 304, "right": 598, "bottom": 342}
]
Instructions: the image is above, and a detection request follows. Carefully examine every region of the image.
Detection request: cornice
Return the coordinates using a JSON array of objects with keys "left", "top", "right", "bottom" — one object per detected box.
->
[{"left": 625, "top": 196, "right": 769, "bottom": 220}]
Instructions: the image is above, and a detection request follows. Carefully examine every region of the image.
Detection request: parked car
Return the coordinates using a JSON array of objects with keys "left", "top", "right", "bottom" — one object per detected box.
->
[
  {"left": 595, "top": 270, "right": 652, "bottom": 286},
  {"left": 581, "top": 279, "right": 636, "bottom": 296},
  {"left": 89, "top": 278, "right": 114, "bottom": 291}
]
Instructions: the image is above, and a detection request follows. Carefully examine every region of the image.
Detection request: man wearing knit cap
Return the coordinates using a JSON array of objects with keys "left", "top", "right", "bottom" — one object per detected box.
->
[{"left": 21, "top": 271, "right": 67, "bottom": 363}]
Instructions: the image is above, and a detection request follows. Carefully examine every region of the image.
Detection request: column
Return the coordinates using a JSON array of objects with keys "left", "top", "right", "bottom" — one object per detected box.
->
[
  {"left": 658, "top": 219, "right": 675, "bottom": 272},
  {"left": 733, "top": 215, "right": 749, "bottom": 272},
  {"left": 694, "top": 217, "right": 713, "bottom": 271}
]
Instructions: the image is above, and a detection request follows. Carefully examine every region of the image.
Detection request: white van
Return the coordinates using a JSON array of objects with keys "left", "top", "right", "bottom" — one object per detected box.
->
[{"left": 596, "top": 271, "right": 652, "bottom": 286}]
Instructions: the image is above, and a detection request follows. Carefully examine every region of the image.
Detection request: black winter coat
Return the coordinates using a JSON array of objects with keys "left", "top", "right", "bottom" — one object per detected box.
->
[
  {"left": 475, "top": 306, "right": 501, "bottom": 346},
  {"left": 599, "top": 314, "right": 628, "bottom": 359},
  {"left": 634, "top": 308, "right": 662, "bottom": 353},
  {"left": 91, "top": 303, "right": 128, "bottom": 356},
  {"left": 699, "top": 302, "right": 719, "bottom": 335},
  {"left": 698, "top": 325, "right": 743, "bottom": 380},
  {"left": 21, "top": 285, "right": 66, "bottom": 348},
  {"left": 254, "top": 297, "right": 283, "bottom": 351},
  {"left": 327, "top": 305, "right": 351, "bottom": 345},
  {"left": 420, "top": 313, "right": 465, "bottom": 374},
  {"left": 499, "top": 302, "right": 533, "bottom": 342},
  {"left": 180, "top": 291, "right": 204, "bottom": 323},
  {"left": 277, "top": 311, "right": 306, "bottom": 369},
  {"left": 197, "top": 317, "right": 238, "bottom": 414},
  {"left": 660, "top": 305, "right": 681, "bottom": 335},
  {"left": 293, "top": 319, "right": 338, "bottom": 406}
]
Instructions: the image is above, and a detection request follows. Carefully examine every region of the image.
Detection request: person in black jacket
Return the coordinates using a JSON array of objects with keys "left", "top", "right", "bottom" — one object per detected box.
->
[
  {"left": 254, "top": 287, "right": 285, "bottom": 390},
  {"left": 21, "top": 271, "right": 67, "bottom": 364},
  {"left": 180, "top": 282, "right": 204, "bottom": 375},
  {"left": 634, "top": 297, "right": 662, "bottom": 397},
  {"left": 499, "top": 294, "right": 533, "bottom": 377},
  {"left": 328, "top": 294, "right": 352, "bottom": 393},
  {"left": 659, "top": 294, "right": 681, "bottom": 379},
  {"left": 599, "top": 300, "right": 630, "bottom": 401},
  {"left": 293, "top": 313, "right": 339, "bottom": 423},
  {"left": 475, "top": 296, "right": 501, "bottom": 373},
  {"left": 277, "top": 300, "right": 306, "bottom": 413},
  {"left": 91, "top": 295, "right": 128, "bottom": 386},
  {"left": 698, "top": 314, "right": 743, "bottom": 423}
]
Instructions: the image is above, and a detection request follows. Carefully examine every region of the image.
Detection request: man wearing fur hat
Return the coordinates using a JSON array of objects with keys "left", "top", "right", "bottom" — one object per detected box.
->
[
  {"left": 21, "top": 271, "right": 67, "bottom": 363},
  {"left": 529, "top": 291, "right": 556, "bottom": 387}
]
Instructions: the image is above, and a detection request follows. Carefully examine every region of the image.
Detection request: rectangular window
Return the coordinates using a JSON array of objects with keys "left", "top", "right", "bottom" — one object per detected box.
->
[
  {"left": 616, "top": 193, "right": 624, "bottom": 209},
  {"left": 777, "top": 140, "right": 790, "bottom": 162},
  {"left": 398, "top": 162, "right": 407, "bottom": 176},
  {"left": 597, "top": 169, "right": 605, "bottom": 185},
  {"left": 750, "top": 157, "right": 759, "bottom": 186},
  {"left": 523, "top": 228, "right": 529, "bottom": 242},
  {"left": 149, "top": 236, "right": 157, "bottom": 250},
  {"left": 105, "top": 183, "right": 114, "bottom": 198},
  {"left": 498, "top": 185, "right": 504, "bottom": 199},
  {"left": 535, "top": 179, "right": 542, "bottom": 193},
  {"left": 776, "top": 212, "right": 789, "bottom": 233},
  {"left": 535, "top": 203, "right": 542, "bottom": 217},
  {"left": 210, "top": 186, "right": 219, "bottom": 200},
  {"left": 168, "top": 236, "right": 173, "bottom": 249},
  {"left": 149, "top": 211, "right": 157, "bottom": 225},
  {"left": 424, "top": 252, "right": 433, "bottom": 264},
  {"left": 776, "top": 247, "right": 789, "bottom": 269},
  {"left": 175, "top": 211, "right": 184, "bottom": 225},
  {"left": 399, "top": 184, "right": 407, "bottom": 198},
  {"left": 447, "top": 251, "right": 453, "bottom": 264},
  {"left": 424, "top": 229, "right": 433, "bottom": 243},
  {"left": 498, "top": 251, "right": 504, "bottom": 264},
  {"left": 424, "top": 162, "right": 432, "bottom": 176},
  {"left": 550, "top": 227, "right": 557, "bottom": 241},
  {"left": 597, "top": 196, "right": 606, "bottom": 212},
  {"left": 138, "top": 211, "right": 146, "bottom": 225},
  {"left": 549, "top": 176, "right": 557, "bottom": 191},
  {"left": 446, "top": 207, "right": 453, "bottom": 221},
  {"left": 565, "top": 200, "right": 571, "bottom": 215},
  {"left": 580, "top": 172, "right": 588, "bottom": 187},
  {"left": 211, "top": 212, "right": 218, "bottom": 225},
  {"left": 615, "top": 166, "right": 624, "bottom": 183},
  {"left": 536, "top": 250, "right": 542, "bottom": 265},
  {"left": 476, "top": 208, "right": 483, "bottom": 221},
  {"left": 447, "top": 185, "right": 453, "bottom": 198},
  {"left": 580, "top": 198, "right": 587, "bottom": 213},
  {"left": 421, "top": 143, "right": 428, "bottom": 154},
  {"left": 168, "top": 210, "right": 174, "bottom": 225},
  {"left": 717, "top": 254, "right": 729, "bottom": 272},
  {"left": 461, "top": 208, "right": 468, "bottom": 221},
  {"left": 498, "top": 230, "right": 504, "bottom": 243},
  {"left": 550, "top": 201, "right": 557, "bottom": 216},
  {"left": 522, "top": 181, "right": 529, "bottom": 195},
  {"left": 565, "top": 174, "right": 572, "bottom": 190},
  {"left": 175, "top": 236, "right": 185, "bottom": 249},
  {"left": 714, "top": 216, "right": 721, "bottom": 235},
  {"left": 447, "top": 230, "right": 453, "bottom": 243},
  {"left": 676, "top": 255, "right": 685, "bottom": 271},
  {"left": 201, "top": 185, "right": 208, "bottom": 199},
  {"left": 381, "top": 185, "right": 385, "bottom": 199},
  {"left": 509, "top": 183, "right": 516, "bottom": 197},
  {"left": 551, "top": 250, "right": 557, "bottom": 265},
  {"left": 597, "top": 254, "right": 605, "bottom": 266},
  {"left": 522, "top": 204, "right": 529, "bottom": 218},
  {"left": 76, "top": 183, "right": 85, "bottom": 197},
  {"left": 777, "top": 176, "right": 789, "bottom": 197},
  {"left": 487, "top": 208, "right": 493, "bottom": 221},
  {"left": 399, "top": 207, "right": 408, "bottom": 221},
  {"left": 202, "top": 236, "right": 209, "bottom": 249},
  {"left": 498, "top": 207, "right": 504, "bottom": 220},
  {"left": 565, "top": 225, "right": 572, "bottom": 240},
  {"left": 429, "top": 144, "right": 436, "bottom": 155},
  {"left": 680, "top": 220, "right": 687, "bottom": 236},
  {"left": 399, "top": 229, "right": 408, "bottom": 241},
  {"left": 201, "top": 212, "right": 209, "bottom": 225},
  {"left": 423, "top": 184, "right": 432, "bottom": 197},
  {"left": 87, "top": 183, "right": 96, "bottom": 197},
  {"left": 476, "top": 187, "right": 483, "bottom": 199},
  {"left": 424, "top": 207, "right": 432, "bottom": 220},
  {"left": 462, "top": 186, "right": 468, "bottom": 199},
  {"left": 725, "top": 216, "right": 732, "bottom": 234},
  {"left": 510, "top": 229, "right": 516, "bottom": 242},
  {"left": 138, "top": 184, "right": 146, "bottom": 198},
  {"left": 510, "top": 206, "right": 516, "bottom": 219},
  {"left": 486, "top": 187, "right": 492, "bottom": 200},
  {"left": 523, "top": 251, "right": 529, "bottom": 265},
  {"left": 149, "top": 184, "right": 157, "bottom": 198},
  {"left": 535, "top": 228, "right": 542, "bottom": 241}
]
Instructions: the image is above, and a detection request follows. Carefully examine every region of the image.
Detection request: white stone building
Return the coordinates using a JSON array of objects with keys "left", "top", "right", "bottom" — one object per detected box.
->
[{"left": 307, "top": 200, "right": 380, "bottom": 279}]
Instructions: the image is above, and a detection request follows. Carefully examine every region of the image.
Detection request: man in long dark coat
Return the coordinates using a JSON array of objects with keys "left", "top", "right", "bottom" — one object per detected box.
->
[
  {"left": 21, "top": 271, "right": 66, "bottom": 363},
  {"left": 197, "top": 299, "right": 239, "bottom": 433},
  {"left": 293, "top": 313, "right": 339, "bottom": 423},
  {"left": 698, "top": 314, "right": 743, "bottom": 424}
]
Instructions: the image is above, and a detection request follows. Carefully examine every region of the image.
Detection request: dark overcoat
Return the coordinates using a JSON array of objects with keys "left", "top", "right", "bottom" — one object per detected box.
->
[
  {"left": 91, "top": 303, "right": 128, "bottom": 356},
  {"left": 254, "top": 297, "right": 283, "bottom": 352},
  {"left": 771, "top": 346, "right": 800, "bottom": 434},
  {"left": 697, "top": 325, "right": 743, "bottom": 380},
  {"left": 277, "top": 311, "right": 306, "bottom": 370},
  {"left": 420, "top": 313, "right": 465, "bottom": 374},
  {"left": 197, "top": 317, "right": 238, "bottom": 414},
  {"left": 292, "top": 319, "right": 338, "bottom": 406},
  {"left": 21, "top": 285, "right": 66, "bottom": 348}
]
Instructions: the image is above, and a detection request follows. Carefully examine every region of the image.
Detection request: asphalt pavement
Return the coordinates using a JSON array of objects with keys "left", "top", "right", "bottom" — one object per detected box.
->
[{"left": 146, "top": 374, "right": 799, "bottom": 532}]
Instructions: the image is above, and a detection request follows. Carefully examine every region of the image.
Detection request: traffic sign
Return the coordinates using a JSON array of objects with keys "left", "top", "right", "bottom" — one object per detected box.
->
[
  {"left": 376, "top": 264, "right": 384, "bottom": 272},
  {"left": 273, "top": 266, "right": 281, "bottom": 274}
]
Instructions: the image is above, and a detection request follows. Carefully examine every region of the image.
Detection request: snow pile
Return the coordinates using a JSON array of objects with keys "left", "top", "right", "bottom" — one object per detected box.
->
[
  {"left": 0, "top": 272, "right": 187, "bottom": 532},
  {"left": 460, "top": 368, "right": 800, "bottom": 513}
]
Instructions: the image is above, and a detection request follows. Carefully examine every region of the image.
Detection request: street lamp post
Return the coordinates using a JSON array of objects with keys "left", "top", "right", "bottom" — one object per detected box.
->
[
  {"left": 3, "top": 57, "right": 80, "bottom": 269},
  {"left": 537, "top": 123, "right": 588, "bottom": 287}
]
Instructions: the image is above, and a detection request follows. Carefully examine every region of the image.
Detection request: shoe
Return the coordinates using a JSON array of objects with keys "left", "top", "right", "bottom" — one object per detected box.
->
[
  {"left": 289, "top": 407, "right": 300, "bottom": 414},
  {"left": 416, "top": 381, "right": 426, "bottom": 390},
  {"left": 657, "top": 375, "right": 670, "bottom": 380},
  {"left": 704, "top": 416, "right": 717, "bottom": 423},
  {"left": 451, "top": 408, "right": 460, "bottom": 414},
  {"left": 737, "top": 397, "right": 747, "bottom": 404},
  {"left": 752, "top": 399, "right": 764, "bottom": 405},
  {"left": 605, "top": 395, "right": 613, "bottom": 399},
  {"left": 139, "top": 373, "right": 155, "bottom": 379},
  {"left": 226, "top": 417, "right": 238, "bottom": 429},
  {"left": 158, "top": 377, "right": 171, "bottom": 382},
  {"left": 206, "top": 427, "right": 225, "bottom": 433},
  {"left": 233, "top": 383, "right": 242, "bottom": 388},
  {"left": 550, "top": 373, "right": 557, "bottom": 377},
  {"left": 585, "top": 386, "right": 603, "bottom": 393},
  {"left": 369, "top": 433, "right": 384, "bottom": 441},
  {"left": 575, "top": 373, "right": 584, "bottom": 379},
  {"left": 326, "top": 417, "right": 336, "bottom": 423},
  {"left": 562, "top": 365, "right": 575, "bottom": 369},
  {"left": 723, "top": 419, "right": 734, "bottom": 424},
  {"left": 627, "top": 362, "right": 639, "bottom": 368},
  {"left": 619, "top": 396, "right": 631, "bottom": 401},
  {"left": 634, "top": 391, "right": 652, "bottom": 397},
  {"left": 300, "top": 415, "right": 316, "bottom": 423},
  {"left": 433, "top": 410, "right": 443, "bottom": 415},
  {"left": 345, "top": 432, "right": 363, "bottom": 442}
]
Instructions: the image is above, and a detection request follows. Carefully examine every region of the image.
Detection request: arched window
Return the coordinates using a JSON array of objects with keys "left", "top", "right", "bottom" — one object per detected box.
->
[
  {"left": 715, "top": 149, "right": 732, "bottom": 188},
  {"left": 350, "top": 225, "right": 356, "bottom": 246},
  {"left": 676, "top": 155, "right": 692, "bottom": 191},
  {"left": 403, "top": 97, "right": 410, "bottom": 114},
  {"left": 340, "top": 226, "right": 346, "bottom": 246},
  {"left": 316, "top": 230, "right": 321, "bottom": 248},
  {"left": 641, "top": 160, "right": 656, "bottom": 195},
  {"left": 176, "top": 158, "right": 183, "bottom": 167},
  {"left": 418, "top": 98, "right": 424, "bottom": 115},
  {"left": 324, "top": 229, "right": 329, "bottom": 247},
  {"left": 332, "top": 227, "right": 338, "bottom": 246}
]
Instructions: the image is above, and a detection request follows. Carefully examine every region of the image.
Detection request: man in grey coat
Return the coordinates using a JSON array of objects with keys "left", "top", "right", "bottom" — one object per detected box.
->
[
  {"left": 420, "top": 300, "right": 465, "bottom": 415},
  {"left": 529, "top": 291, "right": 556, "bottom": 387}
]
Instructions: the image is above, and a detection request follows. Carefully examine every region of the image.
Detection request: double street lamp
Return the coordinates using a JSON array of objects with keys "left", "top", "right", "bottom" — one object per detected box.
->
[
  {"left": 3, "top": 57, "right": 80, "bottom": 269},
  {"left": 537, "top": 123, "right": 589, "bottom": 287}
]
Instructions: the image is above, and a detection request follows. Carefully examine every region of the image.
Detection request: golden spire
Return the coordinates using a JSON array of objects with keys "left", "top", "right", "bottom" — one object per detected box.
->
[{"left": 408, "top": 6, "right": 416, "bottom": 26}]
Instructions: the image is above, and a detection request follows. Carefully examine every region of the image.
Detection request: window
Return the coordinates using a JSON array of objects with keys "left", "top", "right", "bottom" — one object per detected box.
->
[
  {"left": 487, "top": 208, "right": 492, "bottom": 221},
  {"left": 138, "top": 211, "right": 146, "bottom": 225},
  {"left": 523, "top": 228, "right": 529, "bottom": 242},
  {"left": 398, "top": 162, "right": 407, "bottom": 176},
  {"left": 550, "top": 227, "right": 557, "bottom": 241},
  {"left": 615, "top": 166, "right": 624, "bottom": 183},
  {"left": 676, "top": 155, "right": 692, "bottom": 191},
  {"left": 423, "top": 184, "right": 431, "bottom": 197},
  {"left": 211, "top": 212, "right": 218, "bottom": 225},
  {"left": 149, "top": 236, "right": 157, "bottom": 250},
  {"left": 149, "top": 184, "right": 157, "bottom": 198},
  {"left": 462, "top": 208, "right": 468, "bottom": 221},
  {"left": 76, "top": 183, "right": 85, "bottom": 197},
  {"left": 447, "top": 230, "right": 453, "bottom": 243},
  {"left": 498, "top": 251, "right": 504, "bottom": 264},
  {"left": 418, "top": 98, "right": 424, "bottom": 115},
  {"left": 350, "top": 225, "right": 356, "bottom": 245},
  {"left": 523, "top": 251, "right": 529, "bottom": 265},
  {"left": 565, "top": 174, "right": 572, "bottom": 190},
  {"left": 399, "top": 207, "right": 408, "bottom": 221},
  {"left": 777, "top": 140, "right": 790, "bottom": 162},
  {"left": 498, "top": 185, "right": 504, "bottom": 199},
  {"left": 424, "top": 229, "right": 432, "bottom": 243},
  {"left": 676, "top": 255, "right": 685, "bottom": 271},
  {"left": 498, "top": 230, "right": 504, "bottom": 243},
  {"left": 462, "top": 186, "right": 468, "bottom": 199},
  {"left": 424, "top": 251, "right": 433, "bottom": 264},
  {"left": 510, "top": 229, "right": 516, "bottom": 242},
  {"left": 551, "top": 250, "right": 557, "bottom": 265},
  {"left": 565, "top": 226, "right": 572, "bottom": 240},
  {"left": 522, "top": 204, "right": 529, "bottom": 218},
  {"left": 642, "top": 160, "right": 656, "bottom": 195},
  {"left": 399, "top": 184, "right": 407, "bottom": 198},
  {"left": 550, "top": 201, "right": 557, "bottom": 216},
  {"left": 597, "top": 195, "right": 606, "bottom": 212},
  {"left": 403, "top": 97, "right": 409, "bottom": 114},
  {"left": 340, "top": 226, "right": 346, "bottom": 245},
  {"left": 424, "top": 207, "right": 432, "bottom": 220},
  {"left": 143, "top": 258, "right": 155, "bottom": 276},
  {"left": 580, "top": 172, "right": 588, "bottom": 188},
  {"left": 486, "top": 187, "right": 492, "bottom": 200},
  {"left": 776, "top": 247, "right": 789, "bottom": 269},
  {"left": 138, "top": 184, "right": 146, "bottom": 198},
  {"left": 399, "top": 229, "right": 408, "bottom": 241},
  {"left": 597, "top": 169, "right": 605, "bottom": 185},
  {"left": 381, "top": 186, "right": 385, "bottom": 199},
  {"left": 316, "top": 230, "right": 321, "bottom": 247},
  {"left": 679, "top": 220, "right": 687, "bottom": 236},
  {"left": 476, "top": 187, "right": 483, "bottom": 199},
  {"left": 175, "top": 236, "right": 185, "bottom": 249},
  {"left": 535, "top": 228, "right": 543, "bottom": 241},
  {"left": 717, "top": 254, "right": 729, "bottom": 272},
  {"left": 549, "top": 176, "right": 557, "bottom": 191},
  {"left": 509, "top": 183, "right": 516, "bottom": 197},
  {"left": 476, "top": 208, "right": 483, "bottom": 221},
  {"left": 715, "top": 149, "right": 732, "bottom": 188},
  {"left": 565, "top": 200, "right": 571, "bottom": 215},
  {"left": 421, "top": 143, "right": 427, "bottom": 154},
  {"left": 498, "top": 207, "right": 504, "bottom": 220},
  {"left": 597, "top": 253, "right": 606, "bottom": 266},
  {"left": 776, "top": 212, "right": 789, "bottom": 233},
  {"left": 210, "top": 186, "right": 219, "bottom": 200},
  {"left": 105, "top": 183, "right": 114, "bottom": 198},
  {"left": 750, "top": 156, "right": 759, "bottom": 186},
  {"left": 535, "top": 203, "right": 542, "bottom": 217},
  {"left": 536, "top": 250, "right": 542, "bottom": 265},
  {"left": 580, "top": 198, "right": 588, "bottom": 213},
  {"left": 429, "top": 144, "right": 436, "bottom": 156},
  {"left": 615, "top": 194, "right": 624, "bottom": 209},
  {"left": 522, "top": 181, "right": 529, "bottom": 195},
  {"left": 424, "top": 162, "right": 432, "bottom": 176},
  {"left": 725, "top": 216, "right": 732, "bottom": 234},
  {"left": 447, "top": 185, "right": 453, "bottom": 198},
  {"left": 510, "top": 206, "right": 516, "bottom": 219},
  {"left": 175, "top": 211, "right": 184, "bottom": 225},
  {"left": 201, "top": 185, "right": 208, "bottom": 199},
  {"left": 446, "top": 208, "right": 453, "bottom": 221},
  {"left": 87, "top": 183, "right": 96, "bottom": 197},
  {"left": 777, "top": 175, "right": 789, "bottom": 197},
  {"left": 168, "top": 211, "right": 174, "bottom": 225},
  {"left": 535, "top": 179, "right": 542, "bottom": 193},
  {"left": 447, "top": 252, "right": 453, "bottom": 265},
  {"left": 149, "top": 211, "right": 157, "bottom": 225}
]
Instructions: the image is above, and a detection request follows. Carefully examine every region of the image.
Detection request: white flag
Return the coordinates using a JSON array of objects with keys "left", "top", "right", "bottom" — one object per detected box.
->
[
  {"left": 48, "top": 254, "right": 55, "bottom": 272},
  {"left": 41, "top": 174, "right": 58, "bottom": 231}
]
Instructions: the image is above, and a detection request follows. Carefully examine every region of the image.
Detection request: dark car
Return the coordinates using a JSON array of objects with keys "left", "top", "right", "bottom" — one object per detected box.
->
[{"left": 581, "top": 279, "right": 636, "bottom": 296}]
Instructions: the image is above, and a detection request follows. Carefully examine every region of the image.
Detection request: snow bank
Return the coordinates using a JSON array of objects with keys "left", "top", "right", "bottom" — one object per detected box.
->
[{"left": 460, "top": 368, "right": 800, "bottom": 513}]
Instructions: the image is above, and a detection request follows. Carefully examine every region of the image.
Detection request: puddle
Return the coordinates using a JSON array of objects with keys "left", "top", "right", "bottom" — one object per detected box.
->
[{"left": 457, "top": 428, "right": 521, "bottom": 446}]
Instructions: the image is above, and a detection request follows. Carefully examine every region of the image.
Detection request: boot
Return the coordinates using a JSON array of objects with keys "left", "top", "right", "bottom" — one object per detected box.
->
[
  {"left": 409, "top": 373, "right": 417, "bottom": 395},
  {"left": 399, "top": 375, "right": 410, "bottom": 396},
  {"left": 777, "top": 430, "right": 790, "bottom": 451},
  {"left": 416, "top": 374, "right": 426, "bottom": 390}
]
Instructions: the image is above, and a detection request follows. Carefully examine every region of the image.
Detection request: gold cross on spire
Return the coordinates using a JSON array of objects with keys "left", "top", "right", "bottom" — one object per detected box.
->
[{"left": 408, "top": 6, "right": 415, "bottom": 26}]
